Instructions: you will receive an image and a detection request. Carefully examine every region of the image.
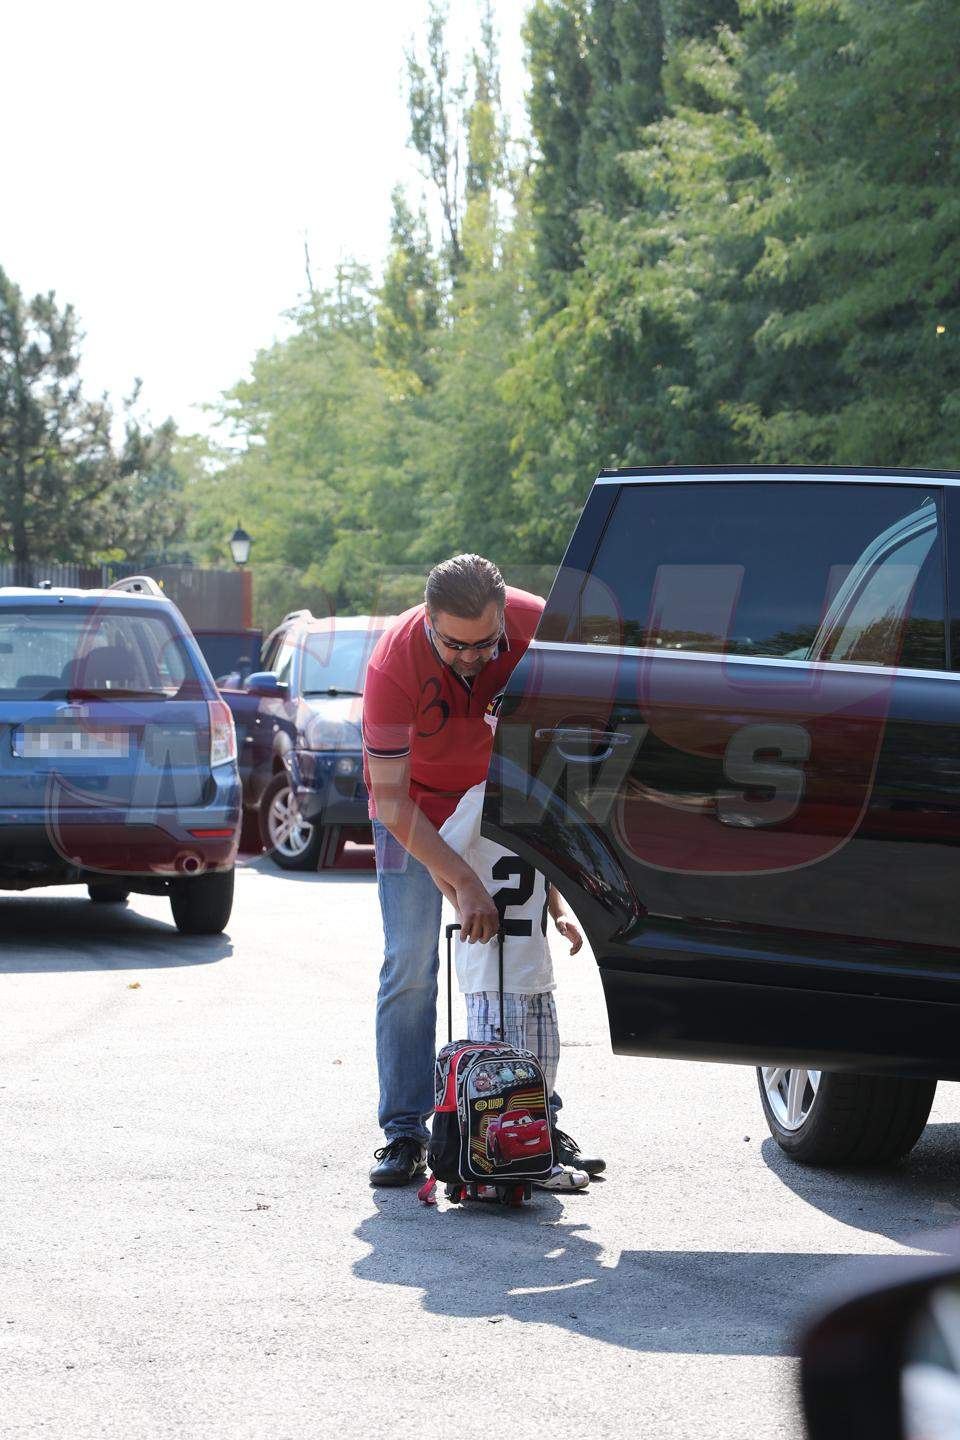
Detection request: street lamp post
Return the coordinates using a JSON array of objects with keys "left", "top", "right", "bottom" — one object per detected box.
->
[
  {"left": 228, "top": 524, "right": 253, "bottom": 566},
  {"left": 228, "top": 524, "right": 254, "bottom": 630}
]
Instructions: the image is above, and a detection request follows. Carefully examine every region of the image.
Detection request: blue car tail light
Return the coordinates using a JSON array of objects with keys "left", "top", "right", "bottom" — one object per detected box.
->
[{"left": 208, "top": 698, "right": 237, "bottom": 767}]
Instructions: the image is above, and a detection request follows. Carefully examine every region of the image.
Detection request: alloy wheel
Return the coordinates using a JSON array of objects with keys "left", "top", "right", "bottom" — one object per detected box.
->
[
  {"left": 760, "top": 1066, "right": 822, "bottom": 1132},
  {"left": 267, "top": 780, "right": 315, "bottom": 859}
]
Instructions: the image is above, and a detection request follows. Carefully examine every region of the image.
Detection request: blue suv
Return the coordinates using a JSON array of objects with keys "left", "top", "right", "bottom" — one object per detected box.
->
[
  {"left": 0, "top": 576, "right": 241, "bottom": 932},
  {"left": 224, "top": 611, "right": 389, "bottom": 869}
]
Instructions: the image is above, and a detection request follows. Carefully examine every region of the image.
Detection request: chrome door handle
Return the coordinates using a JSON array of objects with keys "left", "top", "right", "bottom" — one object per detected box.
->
[
  {"left": 534, "top": 727, "right": 631, "bottom": 762},
  {"left": 535, "top": 728, "right": 631, "bottom": 743}
]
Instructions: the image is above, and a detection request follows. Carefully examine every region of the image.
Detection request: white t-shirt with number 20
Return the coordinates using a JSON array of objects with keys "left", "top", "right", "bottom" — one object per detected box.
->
[{"left": 438, "top": 781, "right": 555, "bottom": 996}]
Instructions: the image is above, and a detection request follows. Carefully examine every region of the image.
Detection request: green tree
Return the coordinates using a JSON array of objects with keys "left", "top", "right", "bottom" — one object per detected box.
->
[
  {"left": 376, "top": 189, "right": 441, "bottom": 392},
  {"left": 0, "top": 267, "right": 183, "bottom": 568},
  {"left": 406, "top": 3, "right": 468, "bottom": 277},
  {"left": 524, "top": 1, "right": 592, "bottom": 284},
  {"left": 579, "top": 0, "right": 666, "bottom": 217},
  {"left": 397, "top": 0, "right": 532, "bottom": 564},
  {"left": 113, "top": 397, "right": 184, "bottom": 563},
  {"left": 190, "top": 264, "right": 420, "bottom": 617},
  {"left": 726, "top": 0, "right": 960, "bottom": 465},
  {"left": 663, "top": 0, "right": 740, "bottom": 39}
]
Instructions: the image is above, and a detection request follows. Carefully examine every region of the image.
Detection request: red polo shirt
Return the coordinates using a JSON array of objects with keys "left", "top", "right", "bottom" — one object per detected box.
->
[{"left": 362, "top": 586, "right": 544, "bottom": 828}]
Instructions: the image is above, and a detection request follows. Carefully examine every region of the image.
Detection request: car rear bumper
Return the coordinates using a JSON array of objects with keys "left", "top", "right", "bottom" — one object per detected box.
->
[
  {"left": 0, "top": 766, "right": 241, "bottom": 881},
  {"left": 289, "top": 750, "right": 371, "bottom": 826}
]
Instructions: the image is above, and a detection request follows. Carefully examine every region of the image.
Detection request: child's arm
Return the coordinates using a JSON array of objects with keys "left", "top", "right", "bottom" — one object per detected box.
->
[{"left": 548, "top": 885, "right": 583, "bottom": 954}]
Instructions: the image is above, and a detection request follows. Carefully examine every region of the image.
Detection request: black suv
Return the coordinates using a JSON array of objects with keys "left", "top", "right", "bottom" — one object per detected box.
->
[{"left": 486, "top": 467, "right": 960, "bottom": 1165}]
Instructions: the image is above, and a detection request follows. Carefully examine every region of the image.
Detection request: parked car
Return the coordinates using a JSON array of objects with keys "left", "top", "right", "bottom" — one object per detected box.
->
[
  {"left": 486, "top": 1111, "right": 552, "bottom": 1165},
  {"left": 193, "top": 627, "right": 263, "bottom": 688},
  {"left": 0, "top": 575, "right": 240, "bottom": 933},
  {"left": 222, "top": 610, "right": 390, "bottom": 869},
  {"left": 799, "top": 1229, "right": 960, "bottom": 1439},
  {"left": 485, "top": 466, "right": 960, "bottom": 1166}
]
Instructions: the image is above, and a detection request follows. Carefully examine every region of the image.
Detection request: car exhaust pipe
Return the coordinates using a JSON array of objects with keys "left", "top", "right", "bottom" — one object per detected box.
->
[{"left": 176, "top": 852, "right": 204, "bottom": 875}]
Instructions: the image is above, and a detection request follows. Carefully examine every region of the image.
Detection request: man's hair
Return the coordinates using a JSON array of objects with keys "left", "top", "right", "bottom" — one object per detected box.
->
[{"left": 425, "top": 553, "right": 506, "bottom": 621}]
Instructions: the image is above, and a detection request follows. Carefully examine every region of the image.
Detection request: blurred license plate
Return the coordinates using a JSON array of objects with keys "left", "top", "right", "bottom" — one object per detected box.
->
[{"left": 13, "top": 727, "right": 131, "bottom": 759}]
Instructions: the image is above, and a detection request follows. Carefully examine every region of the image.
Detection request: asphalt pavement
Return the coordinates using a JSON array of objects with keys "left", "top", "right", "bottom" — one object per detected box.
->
[{"left": 2, "top": 849, "right": 960, "bottom": 1439}]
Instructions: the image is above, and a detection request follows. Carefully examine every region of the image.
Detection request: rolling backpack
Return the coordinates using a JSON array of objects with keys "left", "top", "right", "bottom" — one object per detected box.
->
[{"left": 418, "top": 923, "right": 557, "bottom": 1207}]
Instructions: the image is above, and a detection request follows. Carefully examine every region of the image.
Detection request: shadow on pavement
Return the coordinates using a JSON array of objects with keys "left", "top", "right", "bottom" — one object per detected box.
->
[
  {"left": 761, "top": 1125, "right": 960, "bottom": 1249},
  {"left": 353, "top": 1192, "right": 931, "bottom": 1356},
  {"left": 0, "top": 896, "right": 231, "bottom": 970},
  {"left": 237, "top": 852, "right": 376, "bottom": 884}
]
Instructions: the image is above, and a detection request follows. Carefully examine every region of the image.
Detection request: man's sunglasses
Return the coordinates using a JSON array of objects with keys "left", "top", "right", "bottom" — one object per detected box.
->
[{"left": 429, "top": 621, "right": 504, "bottom": 654}]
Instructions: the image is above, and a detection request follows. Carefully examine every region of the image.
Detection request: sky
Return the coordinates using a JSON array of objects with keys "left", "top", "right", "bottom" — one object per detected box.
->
[{"left": 3, "top": 0, "right": 530, "bottom": 438}]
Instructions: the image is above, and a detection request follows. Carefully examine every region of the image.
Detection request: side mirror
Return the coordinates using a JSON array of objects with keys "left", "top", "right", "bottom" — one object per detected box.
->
[
  {"left": 800, "top": 1233, "right": 960, "bottom": 1440},
  {"left": 242, "top": 671, "right": 288, "bottom": 699}
]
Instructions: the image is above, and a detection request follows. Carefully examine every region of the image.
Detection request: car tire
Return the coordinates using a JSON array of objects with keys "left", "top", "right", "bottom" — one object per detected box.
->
[
  {"left": 169, "top": 868, "right": 234, "bottom": 936},
  {"left": 757, "top": 1066, "right": 936, "bottom": 1166},
  {"left": 259, "top": 772, "right": 330, "bottom": 871},
  {"left": 87, "top": 883, "right": 130, "bottom": 904}
]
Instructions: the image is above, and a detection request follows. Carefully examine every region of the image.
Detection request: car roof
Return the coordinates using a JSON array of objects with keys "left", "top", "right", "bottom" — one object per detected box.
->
[
  {"left": 264, "top": 611, "right": 393, "bottom": 641},
  {"left": 597, "top": 465, "right": 960, "bottom": 485},
  {"left": 0, "top": 587, "right": 171, "bottom": 606},
  {"left": 304, "top": 614, "right": 393, "bottom": 631}
]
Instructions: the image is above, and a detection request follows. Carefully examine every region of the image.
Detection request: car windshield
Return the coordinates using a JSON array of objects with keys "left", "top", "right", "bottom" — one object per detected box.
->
[
  {"left": 0, "top": 606, "right": 202, "bottom": 699},
  {"left": 299, "top": 628, "right": 383, "bottom": 696}
]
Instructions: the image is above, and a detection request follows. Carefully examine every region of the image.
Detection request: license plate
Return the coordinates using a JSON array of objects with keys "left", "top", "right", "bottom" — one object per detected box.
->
[{"left": 13, "top": 727, "right": 131, "bottom": 759}]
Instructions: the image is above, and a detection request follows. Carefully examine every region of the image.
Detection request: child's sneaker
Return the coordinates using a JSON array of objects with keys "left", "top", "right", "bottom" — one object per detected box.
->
[{"left": 534, "top": 1163, "right": 589, "bottom": 1191}]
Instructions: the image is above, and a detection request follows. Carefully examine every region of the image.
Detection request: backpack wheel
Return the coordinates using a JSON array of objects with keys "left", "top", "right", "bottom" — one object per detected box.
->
[{"left": 510, "top": 1185, "right": 526, "bottom": 1207}]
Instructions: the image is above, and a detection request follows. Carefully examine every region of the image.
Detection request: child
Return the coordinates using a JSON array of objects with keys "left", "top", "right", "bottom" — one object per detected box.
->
[{"left": 438, "top": 779, "right": 591, "bottom": 1191}]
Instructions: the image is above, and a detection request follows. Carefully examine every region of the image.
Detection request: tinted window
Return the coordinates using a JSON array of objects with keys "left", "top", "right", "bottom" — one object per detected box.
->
[
  {"left": 195, "top": 631, "right": 261, "bottom": 683},
  {"left": 581, "top": 482, "right": 946, "bottom": 670}
]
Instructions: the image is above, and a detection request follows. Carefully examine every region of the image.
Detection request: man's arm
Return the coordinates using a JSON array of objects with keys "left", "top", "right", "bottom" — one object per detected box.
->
[{"left": 367, "top": 752, "right": 499, "bottom": 943}]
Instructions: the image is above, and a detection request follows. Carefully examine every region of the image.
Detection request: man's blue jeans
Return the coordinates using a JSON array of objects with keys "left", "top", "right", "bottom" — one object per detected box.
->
[{"left": 373, "top": 819, "right": 443, "bottom": 1144}]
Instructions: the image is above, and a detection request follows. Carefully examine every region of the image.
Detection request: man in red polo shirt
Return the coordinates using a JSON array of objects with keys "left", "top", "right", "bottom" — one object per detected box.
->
[{"left": 364, "top": 553, "right": 603, "bottom": 1186}]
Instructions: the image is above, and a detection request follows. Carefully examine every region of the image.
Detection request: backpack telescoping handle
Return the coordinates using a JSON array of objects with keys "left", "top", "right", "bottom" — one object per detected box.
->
[{"left": 444, "top": 921, "right": 505, "bottom": 1043}]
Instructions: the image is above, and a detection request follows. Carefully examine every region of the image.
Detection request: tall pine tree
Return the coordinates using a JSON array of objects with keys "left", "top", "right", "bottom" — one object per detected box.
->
[{"left": 0, "top": 268, "right": 183, "bottom": 569}]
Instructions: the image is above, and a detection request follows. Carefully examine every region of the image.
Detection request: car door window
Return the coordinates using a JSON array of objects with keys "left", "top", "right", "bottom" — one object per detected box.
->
[
  {"left": 815, "top": 503, "right": 941, "bottom": 667},
  {"left": 579, "top": 481, "right": 946, "bottom": 671},
  {"left": 260, "top": 633, "right": 284, "bottom": 674},
  {"left": 273, "top": 638, "right": 298, "bottom": 688}
]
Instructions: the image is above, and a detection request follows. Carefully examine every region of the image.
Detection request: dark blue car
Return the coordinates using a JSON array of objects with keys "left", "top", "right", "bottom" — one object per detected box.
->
[
  {"left": 0, "top": 576, "right": 241, "bottom": 932},
  {"left": 223, "top": 610, "right": 390, "bottom": 869}
]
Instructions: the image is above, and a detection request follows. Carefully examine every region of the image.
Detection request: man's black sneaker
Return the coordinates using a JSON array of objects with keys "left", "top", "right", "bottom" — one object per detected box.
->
[
  {"left": 369, "top": 1136, "right": 428, "bottom": 1187},
  {"left": 555, "top": 1129, "right": 606, "bottom": 1177}
]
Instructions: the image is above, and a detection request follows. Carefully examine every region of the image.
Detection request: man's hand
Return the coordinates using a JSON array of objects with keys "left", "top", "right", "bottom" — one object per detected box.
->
[
  {"left": 430, "top": 869, "right": 498, "bottom": 943},
  {"left": 453, "top": 872, "right": 500, "bottom": 944}
]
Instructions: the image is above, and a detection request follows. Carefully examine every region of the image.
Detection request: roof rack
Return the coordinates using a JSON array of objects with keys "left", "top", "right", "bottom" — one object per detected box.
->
[
  {"left": 279, "top": 608, "right": 314, "bottom": 624},
  {"left": 106, "top": 575, "right": 166, "bottom": 598}
]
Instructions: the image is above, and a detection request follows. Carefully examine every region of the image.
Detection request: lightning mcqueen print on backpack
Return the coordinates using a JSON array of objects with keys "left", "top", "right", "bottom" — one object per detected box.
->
[{"left": 419, "top": 927, "right": 556, "bottom": 1207}]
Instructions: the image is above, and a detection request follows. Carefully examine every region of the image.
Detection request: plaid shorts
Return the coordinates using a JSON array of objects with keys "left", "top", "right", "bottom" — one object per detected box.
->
[{"left": 464, "top": 990, "right": 560, "bottom": 1097}]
